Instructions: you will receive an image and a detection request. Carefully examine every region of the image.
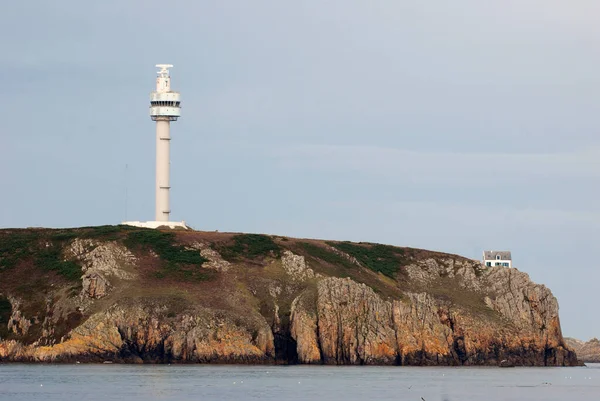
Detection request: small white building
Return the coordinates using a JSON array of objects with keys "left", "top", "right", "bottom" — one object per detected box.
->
[{"left": 483, "top": 251, "right": 512, "bottom": 268}]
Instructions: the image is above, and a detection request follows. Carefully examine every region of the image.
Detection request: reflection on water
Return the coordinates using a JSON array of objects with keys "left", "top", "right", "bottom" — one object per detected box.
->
[{"left": 1, "top": 363, "right": 599, "bottom": 401}]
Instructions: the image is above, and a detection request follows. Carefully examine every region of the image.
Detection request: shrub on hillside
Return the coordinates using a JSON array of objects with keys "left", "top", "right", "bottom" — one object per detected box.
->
[
  {"left": 327, "top": 242, "right": 405, "bottom": 278},
  {"left": 218, "top": 234, "right": 281, "bottom": 260}
]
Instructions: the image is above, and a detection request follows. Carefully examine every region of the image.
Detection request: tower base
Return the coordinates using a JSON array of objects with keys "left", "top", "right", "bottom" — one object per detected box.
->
[{"left": 121, "top": 220, "right": 190, "bottom": 230}]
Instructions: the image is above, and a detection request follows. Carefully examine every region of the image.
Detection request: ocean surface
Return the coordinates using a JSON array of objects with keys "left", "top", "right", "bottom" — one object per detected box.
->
[{"left": 1, "top": 363, "right": 598, "bottom": 401}]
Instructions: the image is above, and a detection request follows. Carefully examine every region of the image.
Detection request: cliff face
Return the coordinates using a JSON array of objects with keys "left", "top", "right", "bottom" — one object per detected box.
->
[
  {"left": 0, "top": 226, "right": 576, "bottom": 365},
  {"left": 565, "top": 338, "right": 600, "bottom": 363}
]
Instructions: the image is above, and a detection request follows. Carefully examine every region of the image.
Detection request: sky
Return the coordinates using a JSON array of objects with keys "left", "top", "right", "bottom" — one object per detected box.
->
[{"left": 1, "top": 0, "right": 599, "bottom": 339}]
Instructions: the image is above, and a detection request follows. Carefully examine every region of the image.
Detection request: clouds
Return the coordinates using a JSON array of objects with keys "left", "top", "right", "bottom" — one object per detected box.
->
[{"left": 267, "top": 143, "right": 600, "bottom": 183}]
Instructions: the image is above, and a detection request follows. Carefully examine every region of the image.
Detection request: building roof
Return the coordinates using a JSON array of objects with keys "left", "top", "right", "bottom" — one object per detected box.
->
[{"left": 483, "top": 251, "right": 512, "bottom": 260}]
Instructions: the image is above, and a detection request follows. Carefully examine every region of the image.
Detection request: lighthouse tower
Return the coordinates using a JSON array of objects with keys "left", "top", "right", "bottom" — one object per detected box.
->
[
  {"left": 151, "top": 64, "right": 180, "bottom": 222},
  {"left": 122, "top": 65, "right": 188, "bottom": 230}
]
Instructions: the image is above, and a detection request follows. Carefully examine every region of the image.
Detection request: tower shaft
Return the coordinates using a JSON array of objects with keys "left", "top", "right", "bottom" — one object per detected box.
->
[{"left": 155, "top": 119, "right": 171, "bottom": 221}]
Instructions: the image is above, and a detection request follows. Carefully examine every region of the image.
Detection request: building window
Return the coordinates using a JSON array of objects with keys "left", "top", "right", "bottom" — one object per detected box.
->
[{"left": 486, "top": 262, "right": 491, "bottom": 267}]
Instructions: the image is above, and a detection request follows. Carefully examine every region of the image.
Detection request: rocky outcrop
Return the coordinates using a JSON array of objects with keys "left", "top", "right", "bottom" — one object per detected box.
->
[
  {"left": 404, "top": 257, "right": 483, "bottom": 291},
  {"left": 565, "top": 337, "right": 600, "bottom": 362},
  {"left": 288, "top": 277, "right": 575, "bottom": 366},
  {"left": 6, "top": 297, "right": 33, "bottom": 336},
  {"left": 67, "top": 239, "right": 136, "bottom": 299},
  {"left": 290, "top": 292, "right": 321, "bottom": 363},
  {"left": 281, "top": 251, "right": 315, "bottom": 281},
  {"left": 315, "top": 278, "right": 397, "bottom": 364},
  {"left": 485, "top": 268, "right": 559, "bottom": 331},
  {"left": 68, "top": 239, "right": 136, "bottom": 280},
  {"left": 0, "top": 227, "right": 578, "bottom": 366},
  {"left": 188, "top": 242, "right": 231, "bottom": 272},
  {"left": 392, "top": 293, "right": 453, "bottom": 365},
  {"left": 1, "top": 301, "right": 275, "bottom": 363},
  {"left": 82, "top": 273, "right": 110, "bottom": 299}
]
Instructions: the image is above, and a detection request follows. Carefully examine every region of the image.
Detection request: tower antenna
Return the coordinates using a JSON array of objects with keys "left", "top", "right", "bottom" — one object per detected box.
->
[{"left": 124, "top": 163, "right": 128, "bottom": 222}]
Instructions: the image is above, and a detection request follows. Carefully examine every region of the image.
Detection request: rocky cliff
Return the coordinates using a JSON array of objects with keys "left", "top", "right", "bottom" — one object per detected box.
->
[
  {"left": 565, "top": 338, "right": 600, "bottom": 363},
  {"left": 0, "top": 226, "right": 576, "bottom": 365}
]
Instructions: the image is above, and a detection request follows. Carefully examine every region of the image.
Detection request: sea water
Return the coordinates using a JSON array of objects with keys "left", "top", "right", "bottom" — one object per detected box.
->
[{"left": 1, "top": 363, "right": 598, "bottom": 401}]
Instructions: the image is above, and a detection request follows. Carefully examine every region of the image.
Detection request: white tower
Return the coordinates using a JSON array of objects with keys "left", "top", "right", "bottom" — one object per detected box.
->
[
  {"left": 122, "top": 64, "right": 188, "bottom": 230},
  {"left": 150, "top": 64, "right": 181, "bottom": 222}
]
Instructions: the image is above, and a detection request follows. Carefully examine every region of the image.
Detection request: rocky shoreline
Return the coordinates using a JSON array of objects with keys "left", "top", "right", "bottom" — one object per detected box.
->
[{"left": 0, "top": 227, "right": 577, "bottom": 366}]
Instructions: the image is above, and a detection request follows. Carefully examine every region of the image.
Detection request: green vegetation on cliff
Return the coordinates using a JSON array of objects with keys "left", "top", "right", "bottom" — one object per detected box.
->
[
  {"left": 218, "top": 234, "right": 281, "bottom": 260},
  {"left": 124, "top": 229, "right": 210, "bottom": 281},
  {"left": 0, "top": 230, "right": 80, "bottom": 280},
  {"left": 35, "top": 246, "right": 81, "bottom": 281},
  {"left": 327, "top": 241, "right": 410, "bottom": 278},
  {"left": 124, "top": 230, "right": 207, "bottom": 265},
  {"left": 298, "top": 242, "right": 354, "bottom": 268}
]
